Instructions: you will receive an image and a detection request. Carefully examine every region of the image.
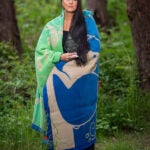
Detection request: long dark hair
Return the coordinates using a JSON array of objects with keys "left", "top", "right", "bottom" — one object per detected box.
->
[{"left": 62, "top": 0, "right": 89, "bottom": 66}]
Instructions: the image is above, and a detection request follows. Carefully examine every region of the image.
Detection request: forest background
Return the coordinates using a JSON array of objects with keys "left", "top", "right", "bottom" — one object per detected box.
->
[{"left": 0, "top": 0, "right": 150, "bottom": 150}]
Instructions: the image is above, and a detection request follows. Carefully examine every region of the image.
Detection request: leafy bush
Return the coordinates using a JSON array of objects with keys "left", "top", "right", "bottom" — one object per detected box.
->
[
  {"left": 0, "top": 43, "right": 36, "bottom": 149},
  {"left": 0, "top": 42, "right": 35, "bottom": 108},
  {"left": 95, "top": 1, "right": 150, "bottom": 134}
]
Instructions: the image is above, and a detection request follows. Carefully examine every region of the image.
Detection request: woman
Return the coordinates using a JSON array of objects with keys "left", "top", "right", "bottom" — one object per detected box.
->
[{"left": 32, "top": 0, "right": 100, "bottom": 149}]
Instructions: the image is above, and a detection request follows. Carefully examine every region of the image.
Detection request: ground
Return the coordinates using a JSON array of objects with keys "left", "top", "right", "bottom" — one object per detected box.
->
[{"left": 95, "top": 129, "right": 150, "bottom": 150}]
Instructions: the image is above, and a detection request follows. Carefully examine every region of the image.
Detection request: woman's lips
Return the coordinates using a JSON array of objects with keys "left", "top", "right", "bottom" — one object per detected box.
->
[{"left": 68, "top": 6, "right": 74, "bottom": 8}]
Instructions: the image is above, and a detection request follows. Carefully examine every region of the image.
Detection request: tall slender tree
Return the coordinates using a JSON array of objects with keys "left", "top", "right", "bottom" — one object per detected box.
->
[
  {"left": 86, "top": 0, "right": 108, "bottom": 27},
  {"left": 0, "top": 0, "right": 22, "bottom": 55},
  {"left": 126, "top": 0, "right": 150, "bottom": 90}
]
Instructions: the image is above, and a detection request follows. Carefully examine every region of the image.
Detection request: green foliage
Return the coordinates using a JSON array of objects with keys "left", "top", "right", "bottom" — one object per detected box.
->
[
  {"left": 96, "top": 132, "right": 150, "bottom": 150},
  {"left": 96, "top": 0, "right": 150, "bottom": 136},
  {"left": 96, "top": 25, "right": 138, "bottom": 134},
  {"left": 0, "top": 42, "right": 35, "bottom": 107},
  {"left": 95, "top": 5, "right": 135, "bottom": 136},
  {"left": 0, "top": 42, "right": 48, "bottom": 149},
  {"left": 0, "top": 100, "right": 49, "bottom": 150},
  {"left": 15, "top": 0, "right": 62, "bottom": 50},
  {"left": 107, "top": 0, "right": 128, "bottom": 26}
]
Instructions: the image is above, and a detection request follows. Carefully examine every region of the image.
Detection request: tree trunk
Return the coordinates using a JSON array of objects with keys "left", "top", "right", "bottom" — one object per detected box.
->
[
  {"left": 126, "top": 0, "right": 150, "bottom": 90},
  {"left": 0, "top": 0, "right": 22, "bottom": 55},
  {"left": 86, "top": 0, "right": 108, "bottom": 27}
]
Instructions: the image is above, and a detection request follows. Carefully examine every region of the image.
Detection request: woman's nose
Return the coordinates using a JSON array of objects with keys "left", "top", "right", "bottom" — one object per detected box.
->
[{"left": 68, "top": 0, "right": 74, "bottom": 3}]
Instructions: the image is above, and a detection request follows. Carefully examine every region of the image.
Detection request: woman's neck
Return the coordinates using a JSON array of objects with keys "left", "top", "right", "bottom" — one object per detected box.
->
[
  {"left": 64, "top": 11, "right": 74, "bottom": 21},
  {"left": 63, "top": 11, "right": 74, "bottom": 31}
]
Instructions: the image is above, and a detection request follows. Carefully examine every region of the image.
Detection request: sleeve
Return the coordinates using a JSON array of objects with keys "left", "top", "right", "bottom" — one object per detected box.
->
[
  {"left": 85, "top": 14, "right": 101, "bottom": 53},
  {"left": 35, "top": 24, "right": 62, "bottom": 64},
  {"left": 88, "top": 15, "right": 100, "bottom": 42},
  {"left": 35, "top": 24, "right": 63, "bottom": 93}
]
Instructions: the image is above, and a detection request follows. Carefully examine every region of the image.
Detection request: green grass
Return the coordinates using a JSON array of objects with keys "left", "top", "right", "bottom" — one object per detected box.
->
[
  {"left": 96, "top": 131, "right": 150, "bottom": 150},
  {"left": 0, "top": 101, "right": 48, "bottom": 150}
]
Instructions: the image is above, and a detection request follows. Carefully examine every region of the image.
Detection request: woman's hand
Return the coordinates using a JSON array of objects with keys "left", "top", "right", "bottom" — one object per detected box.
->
[{"left": 60, "top": 52, "right": 78, "bottom": 62}]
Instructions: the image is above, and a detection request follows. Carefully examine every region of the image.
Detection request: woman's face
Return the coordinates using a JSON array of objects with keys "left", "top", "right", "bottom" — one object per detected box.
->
[{"left": 62, "top": 0, "right": 78, "bottom": 13}]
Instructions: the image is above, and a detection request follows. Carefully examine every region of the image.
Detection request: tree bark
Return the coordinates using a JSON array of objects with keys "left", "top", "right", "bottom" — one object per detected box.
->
[
  {"left": 126, "top": 0, "right": 150, "bottom": 90},
  {"left": 86, "top": 0, "right": 108, "bottom": 27},
  {"left": 0, "top": 0, "right": 22, "bottom": 55}
]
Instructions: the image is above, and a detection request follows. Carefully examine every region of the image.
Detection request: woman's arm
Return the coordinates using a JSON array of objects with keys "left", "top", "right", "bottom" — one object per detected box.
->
[
  {"left": 35, "top": 24, "right": 63, "bottom": 93},
  {"left": 35, "top": 24, "right": 62, "bottom": 64},
  {"left": 35, "top": 24, "right": 78, "bottom": 92}
]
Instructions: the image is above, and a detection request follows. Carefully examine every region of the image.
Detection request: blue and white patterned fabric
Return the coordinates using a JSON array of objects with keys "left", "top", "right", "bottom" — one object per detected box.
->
[{"left": 43, "top": 10, "right": 100, "bottom": 150}]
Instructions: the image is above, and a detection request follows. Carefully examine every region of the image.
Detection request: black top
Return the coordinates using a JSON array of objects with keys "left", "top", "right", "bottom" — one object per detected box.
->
[{"left": 62, "top": 31, "right": 78, "bottom": 53}]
